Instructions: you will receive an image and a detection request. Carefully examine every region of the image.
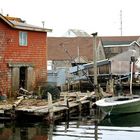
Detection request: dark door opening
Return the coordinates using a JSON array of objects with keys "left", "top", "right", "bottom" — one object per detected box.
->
[{"left": 19, "top": 67, "right": 27, "bottom": 89}]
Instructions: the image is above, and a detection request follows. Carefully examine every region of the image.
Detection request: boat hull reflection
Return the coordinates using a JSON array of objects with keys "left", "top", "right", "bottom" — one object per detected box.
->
[{"left": 100, "top": 113, "right": 140, "bottom": 127}]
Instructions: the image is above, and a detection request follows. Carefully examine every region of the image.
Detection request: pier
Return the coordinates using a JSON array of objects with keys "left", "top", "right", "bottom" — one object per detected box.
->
[{"left": 0, "top": 91, "right": 96, "bottom": 122}]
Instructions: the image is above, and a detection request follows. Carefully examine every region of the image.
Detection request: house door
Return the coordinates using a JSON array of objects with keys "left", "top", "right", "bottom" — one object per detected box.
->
[
  {"left": 11, "top": 64, "right": 34, "bottom": 93},
  {"left": 19, "top": 67, "right": 27, "bottom": 89}
]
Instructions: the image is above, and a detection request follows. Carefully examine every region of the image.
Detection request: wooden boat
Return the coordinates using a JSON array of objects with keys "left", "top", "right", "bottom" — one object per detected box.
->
[
  {"left": 96, "top": 95, "right": 140, "bottom": 115},
  {"left": 96, "top": 54, "right": 140, "bottom": 116}
]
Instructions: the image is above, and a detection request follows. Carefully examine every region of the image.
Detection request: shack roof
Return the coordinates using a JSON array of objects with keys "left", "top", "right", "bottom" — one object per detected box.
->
[
  {"left": 0, "top": 14, "right": 52, "bottom": 32},
  {"left": 47, "top": 36, "right": 140, "bottom": 61},
  {"left": 47, "top": 37, "right": 100, "bottom": 61},
  {"left": 101, "top": 36, "right": 140, "bottom": 46}
]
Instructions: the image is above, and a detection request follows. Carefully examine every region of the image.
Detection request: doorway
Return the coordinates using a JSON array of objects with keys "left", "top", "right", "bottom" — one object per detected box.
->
[{"left": 19, "top": 67, "right": 27, "bottom": 89}]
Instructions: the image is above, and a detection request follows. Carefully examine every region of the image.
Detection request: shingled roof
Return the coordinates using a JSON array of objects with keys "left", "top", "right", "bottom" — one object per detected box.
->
[
  {"left": 0, "top": 14, "right": 52, "bottom": 32},
  {"left": 101, "top": 36, "right": 140, "bottom": 46},
  {"left": 47, "top": 37, "right": 99, "bottom": 61},
  {"left": 48, "top": 36, "right": 140, "bottom": 61}
]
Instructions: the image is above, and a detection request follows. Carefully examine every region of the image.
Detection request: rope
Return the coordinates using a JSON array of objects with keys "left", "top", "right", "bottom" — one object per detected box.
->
[{"left": 108, "top": 105, "right": 114, "bottom": 116}]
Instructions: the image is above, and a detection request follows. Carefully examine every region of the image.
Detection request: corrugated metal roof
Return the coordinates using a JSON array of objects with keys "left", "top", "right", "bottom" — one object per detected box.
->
[
  {"left": 69, "top": 65, "right": 84, "bottom": 73},
  {"left": 10, "top": 20, "right": 52, "bottom": 32},
  {"left": 104, "top": 41, "right": 140, "bottom": 48},
  {"left": 84, "top": 59, "right": 110, "bottom": 69},
  {"left": 69, "top": 59, "right": 110, "bottom": 74},
  {"left": 103, "top": 41, "right": 132, "bottom": 46}
]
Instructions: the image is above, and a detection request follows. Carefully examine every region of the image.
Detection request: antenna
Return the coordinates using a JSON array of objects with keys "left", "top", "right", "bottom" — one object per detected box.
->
[
  {"left": 1, "top": 9, "right": 3, "bottom": 15},
  {"left": 42, "top": 21, "right": 45, "bottom": 28},
  {"left": 120, "top": 10, "right": 122, "bottom": 36}
]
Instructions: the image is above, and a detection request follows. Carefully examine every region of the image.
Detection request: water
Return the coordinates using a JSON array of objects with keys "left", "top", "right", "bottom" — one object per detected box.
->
[{"left": 0, "top": 110, "right": 140, "bottom": 140}]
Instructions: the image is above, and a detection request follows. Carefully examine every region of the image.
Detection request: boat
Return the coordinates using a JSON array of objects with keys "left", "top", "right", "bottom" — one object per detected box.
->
[
  {"left": 96, "top": 53, "right": 140, "bottom": 116},
  {"left": 96, "top": 95, "right": 140, "bottom": 115}
]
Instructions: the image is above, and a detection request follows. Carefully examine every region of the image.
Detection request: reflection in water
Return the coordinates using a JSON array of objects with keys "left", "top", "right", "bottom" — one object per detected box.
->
[
  {"left": 0, "top": 109, "right": 140, "bottom": 140},
  {"left": 53, "top": 120, "right": 100, "bottom": 140},
  {"left": 100, "top": 112, "right": 140, "bottom": 127},
  {"left": 0, "top": 121, "right": 50, "bottom": 140}
]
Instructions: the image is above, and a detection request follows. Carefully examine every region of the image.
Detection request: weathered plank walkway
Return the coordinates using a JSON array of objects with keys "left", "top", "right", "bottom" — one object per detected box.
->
[{"left": 15, "top": 91, "right": 95, "bottom": 121}]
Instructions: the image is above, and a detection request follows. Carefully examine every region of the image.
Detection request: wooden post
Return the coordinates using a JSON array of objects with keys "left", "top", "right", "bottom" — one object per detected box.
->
[
  {"left": 48, "top": 123, "right": 53, "bottom": 140},
  {"left": 130, "top": 61, "right": 133, "bottom": 95},
  {"left": 91, "top": 32, "right": 99, "bottom": 100},
  {"left": 99, "top": 85, "right": 104, "bottom": 98},
  {"left": 38, "top": 86, "right": 41, "bottom": 97},
  {"left": 64, "top": 92, "right": 69, "bottom": 120},
  {"left": 87, "top": 91, "right": 92, "bottom": 109},
  {"left": 48, "top": 92, "right": 53, "bottom": 122},
  {"left": 130, "top": 51, "right": 136, "bottom": 95},
  {"left": 75, "top": 92, "right": 82, "bottom": 115},
  {"left": 94, "top": 120, "right": 98, "bottom": 140},
  {"left": 64, "top": 92, "right": 68, "bottom": 105},
  {"left": 61, "top": 85, "right": 63, "bottom": 92},
  {"left": 109, "top": 79, "right": 114, "bottom": 96},
  {"left": 78, "top": 101, "right": 82, "bottom": 113},
  {"left": 106, "top": 81, "right": 109, "bottom": 93},
  {"left": 92, "top": 33, "right": 98, "bottom": 87},
  {"left": 75, "top": 92, "right": 80, "bottom": 101}
]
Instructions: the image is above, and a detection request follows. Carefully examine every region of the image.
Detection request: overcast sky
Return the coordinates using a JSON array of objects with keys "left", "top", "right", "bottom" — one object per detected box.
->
[{"left": 0, "top": 0, "right": 140, "bottom": 36}]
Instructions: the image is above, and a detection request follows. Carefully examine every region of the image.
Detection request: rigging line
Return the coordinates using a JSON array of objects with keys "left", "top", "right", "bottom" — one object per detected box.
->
[{"left": 59, "top": 43, "right": 95, "bottom": 88}]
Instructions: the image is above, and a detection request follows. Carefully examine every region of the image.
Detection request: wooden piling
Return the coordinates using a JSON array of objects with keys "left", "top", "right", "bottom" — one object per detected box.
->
[
  {"left": 109, "top": 79, "right": 114, "bottom": 96},
  {"left": 48, "top": 92, "right": 53, "bottom": 122},
  {"left": 87, "top": 91, "right": 92, "bottom": 109},
  {"left": 106, "top": 81, "right": 109, "bottom": 93},
  {"left": 64, "top": 92, "right": 69, "bottom": 120}
]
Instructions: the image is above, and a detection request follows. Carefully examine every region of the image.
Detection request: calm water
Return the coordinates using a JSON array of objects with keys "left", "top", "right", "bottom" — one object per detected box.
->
[{"left": 0, "top": 109, "right": 140, "bottom": 140}]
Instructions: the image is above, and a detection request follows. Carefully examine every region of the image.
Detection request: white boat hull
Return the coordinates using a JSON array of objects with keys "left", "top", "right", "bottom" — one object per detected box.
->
[{"left": 96, "top": 95, "right": 140, "bottom": 115}]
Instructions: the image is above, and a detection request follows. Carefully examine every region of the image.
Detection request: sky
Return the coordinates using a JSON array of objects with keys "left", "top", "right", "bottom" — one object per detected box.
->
[{"left": 0, "top": 0, "right": 140, "bottom": 37}]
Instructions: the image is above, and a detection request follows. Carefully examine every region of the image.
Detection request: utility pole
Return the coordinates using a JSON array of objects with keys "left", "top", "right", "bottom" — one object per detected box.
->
[{"left": 91, "top": 32, "right": 98, "bottom": 97}]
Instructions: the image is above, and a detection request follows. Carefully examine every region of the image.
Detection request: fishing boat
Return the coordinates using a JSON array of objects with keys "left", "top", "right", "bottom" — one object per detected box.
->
[
  {"left": 96, "top": 95, "right": 140, "bottom": 115},
  {"left": 96, "top": 54, "right": 140, "bottom": 116}
]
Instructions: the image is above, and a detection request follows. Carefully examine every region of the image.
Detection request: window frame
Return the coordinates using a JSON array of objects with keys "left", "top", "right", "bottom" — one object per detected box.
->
[{"left": 19, "top": 31, "right": 28, "bottom": 46}]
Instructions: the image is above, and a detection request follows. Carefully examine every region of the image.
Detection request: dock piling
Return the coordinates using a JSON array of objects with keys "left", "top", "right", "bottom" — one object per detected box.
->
[{"left": 48, "top": 92, "right": 54, "bottom": 122}]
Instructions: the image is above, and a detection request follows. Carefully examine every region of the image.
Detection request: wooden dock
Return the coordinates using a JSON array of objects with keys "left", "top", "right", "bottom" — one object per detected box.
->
[{"left": 0, "top": 91, "right": 96, "bottom": 121}]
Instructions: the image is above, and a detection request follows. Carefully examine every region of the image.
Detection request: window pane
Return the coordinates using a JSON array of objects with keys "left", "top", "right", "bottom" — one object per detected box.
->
[{"left": 19, "top": 31, "right": 27, "bottom": 46}]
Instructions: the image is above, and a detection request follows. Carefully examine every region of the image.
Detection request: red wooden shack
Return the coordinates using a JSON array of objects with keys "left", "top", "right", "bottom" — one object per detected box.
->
[{"left": 0, "top": 14, "right": 51, "bottom": 96}]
